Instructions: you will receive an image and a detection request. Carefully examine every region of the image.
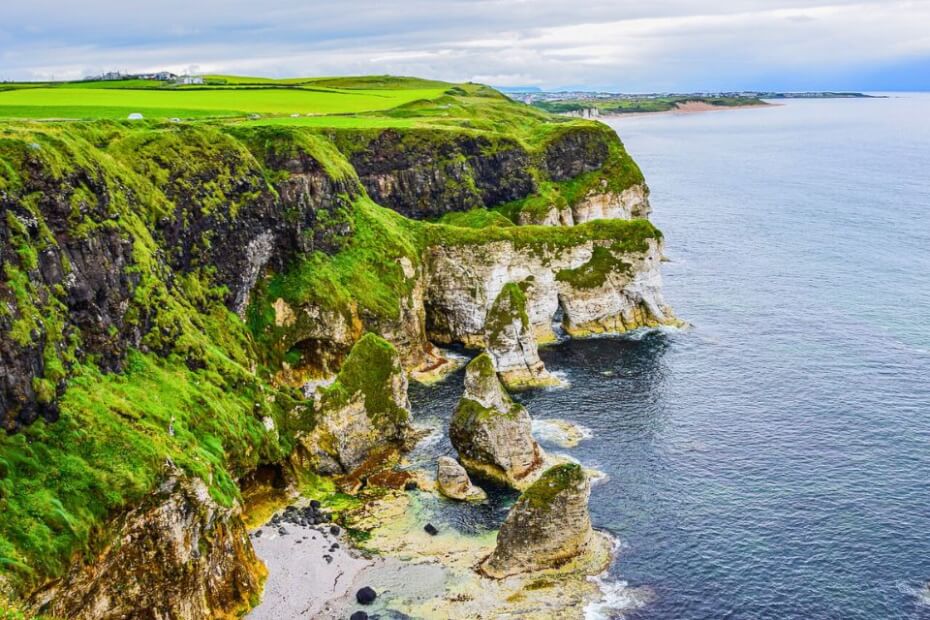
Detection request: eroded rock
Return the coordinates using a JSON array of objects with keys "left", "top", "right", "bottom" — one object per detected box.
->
[
  {"left": 436, "top": 456, "right": 487, "bottom": 501},
  {"left": 486, "top": 281, "right": 559, "bottom": 390},
  {"left": 425, "top": 225, "right": 677, "bottom": 348},
  {"left": 480, "top": 463, "right": 593, "bottom": 579},
  {"left": 449, "top": 353, "right": 543, "bottom": 489},
  {"left": 293, "top": 333, "right": 412, "bottom": 475}
]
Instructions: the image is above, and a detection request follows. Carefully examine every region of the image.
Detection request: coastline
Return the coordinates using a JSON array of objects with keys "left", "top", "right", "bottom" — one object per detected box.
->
[
  {"left": 600, "top": 100, "right": 776, "bottom": 119},
  {"left": 246, "top": 414, "right": 628, "bottom": 619}
]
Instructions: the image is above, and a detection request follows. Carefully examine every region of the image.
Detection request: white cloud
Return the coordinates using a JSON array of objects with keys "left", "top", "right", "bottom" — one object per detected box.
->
[{"left": 1, "top": 0, "right": 928, "bottom": 89}]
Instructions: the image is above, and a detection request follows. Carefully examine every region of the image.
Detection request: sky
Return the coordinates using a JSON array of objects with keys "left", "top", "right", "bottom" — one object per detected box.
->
[{"left": 2, "top": 0, "right": 929, "bottom": 91}]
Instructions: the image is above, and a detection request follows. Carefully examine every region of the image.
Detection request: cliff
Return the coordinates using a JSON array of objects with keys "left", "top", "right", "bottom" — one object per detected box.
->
[{"left": 0, "top": 79, "right": 674, "bottom": 615}]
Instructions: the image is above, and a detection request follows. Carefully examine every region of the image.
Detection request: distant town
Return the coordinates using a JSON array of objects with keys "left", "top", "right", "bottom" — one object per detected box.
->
[
  {"left": 498, "top": 88, "right": 876, "bottom": 117},
  {"left": 500, "top": 87, "right": 875, "bottom": 102},
  {"left": 83, "top": 70, "right": 204, "bottom": 85}
]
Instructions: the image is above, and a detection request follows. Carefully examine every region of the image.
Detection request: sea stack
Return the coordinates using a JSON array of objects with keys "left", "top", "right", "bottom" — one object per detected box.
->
[
  {"left": 480, "top": 463, "right": 593, "bottom": 579},
  {"left": 293, "top": 333, "right": 412, "bottom": 475},
  {"left": 485, "top": 281, "right": 559, "bottom": 390},
  {"left": 449, "top": 353, "right": 544, "bottom": 490},
  {"left": 436, "top": 456, "right": 487, "bottom": 501}
]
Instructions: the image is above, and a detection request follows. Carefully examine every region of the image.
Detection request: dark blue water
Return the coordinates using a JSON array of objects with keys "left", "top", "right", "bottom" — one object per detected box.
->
[{"left": 411, "top": 95, "right": 930, "bottom": 619}]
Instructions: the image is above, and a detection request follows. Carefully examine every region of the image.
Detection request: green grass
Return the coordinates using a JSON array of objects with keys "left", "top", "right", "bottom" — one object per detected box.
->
[
  {"left": 0, "top": 85, "right": 449, "bottom": 121},
  {"left": 0, "top": 349, "right": 299, "bottom": 590}
]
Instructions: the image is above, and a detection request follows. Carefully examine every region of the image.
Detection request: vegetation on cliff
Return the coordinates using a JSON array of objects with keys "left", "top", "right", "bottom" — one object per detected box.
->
[{"left": 0, "top": 75, "right": 663, "bottom": 606}]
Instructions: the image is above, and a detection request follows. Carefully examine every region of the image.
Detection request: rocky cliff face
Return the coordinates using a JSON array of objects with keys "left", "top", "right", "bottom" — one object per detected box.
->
[
  {"left": 337, "top": 129, "right": 536, "bottom": 219},
  {"left": 29, "top": 468, "right": 265, "bottom": 619},
  {"left": 424, "top": 224, "right": 676, "bottom": 350},
  {"left": 480, "top": 463, "right": 593, "bottom": 579},
  {"left": 449, "top": 353, "right": 544, "bottom": 489}
]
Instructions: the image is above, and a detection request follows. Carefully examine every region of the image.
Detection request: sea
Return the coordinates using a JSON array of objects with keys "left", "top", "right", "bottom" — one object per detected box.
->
[{"left": 409, "top": 94, "right": 930, "bottom": 619}]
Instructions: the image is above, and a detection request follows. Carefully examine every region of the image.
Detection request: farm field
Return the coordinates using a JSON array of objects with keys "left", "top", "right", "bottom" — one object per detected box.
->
[{"left": 0, "top": 76, "right": 450, "bottom": 121}]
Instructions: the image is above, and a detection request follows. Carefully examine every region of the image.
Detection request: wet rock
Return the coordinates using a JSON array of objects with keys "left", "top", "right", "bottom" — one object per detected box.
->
[
  {"left": 481, "top": 463, "right": 593, "bottom": 579},
  {"left": 350, "top": 611, "right": 369, "bottom": 620},
  {"left": 356, "top": 586, "right": 378, "bottom": 605},
  {"left": 449, "top": 353, "right": 544, "bottom": 490},
  {"left": 436, "top": 456, "right": 487, "bottom": 501}
]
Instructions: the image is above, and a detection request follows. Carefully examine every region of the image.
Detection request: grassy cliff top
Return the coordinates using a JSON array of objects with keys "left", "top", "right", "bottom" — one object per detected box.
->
[{"left": 0, "top": 75, "right": 621, "bottom": 151}]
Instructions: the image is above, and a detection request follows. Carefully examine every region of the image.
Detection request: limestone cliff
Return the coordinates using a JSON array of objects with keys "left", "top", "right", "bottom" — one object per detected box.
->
[
  {"left": 481, "top": 463, "right": 593, "bottom": 579},
  {"left": 449, "top": 353, "right": 544, "bottom": 489},
  {"left": 425, "top": 223, "right": 676, "bottom": 348}
]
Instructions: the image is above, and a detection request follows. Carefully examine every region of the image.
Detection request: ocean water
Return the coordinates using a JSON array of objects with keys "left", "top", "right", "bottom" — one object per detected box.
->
[{"left": 409, "top": 94, "right": 930, "bottom": 619}]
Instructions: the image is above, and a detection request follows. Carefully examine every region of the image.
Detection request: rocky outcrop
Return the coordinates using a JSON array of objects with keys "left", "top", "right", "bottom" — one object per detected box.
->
[
  {"left": 449, "top": 353, "right": 543, "bottom": 489},
  {"left": 485, "top": 281, "right": 558, "bottom": 389},
  {"left": 569, "top": 183, "right": 651, "bottom": 223},
  {"left": 425, "top": 222, "right": 677, "bottom": 347},
  {"left": 292, "top": 333, "right": 412, "bottom": 476},
  {"left": 29, "top": 469, "right": 264, "bottom": 619},
  {"left": 436, "top": 456, "right": 487, "bottom": 501},
  {"left": 480, "top": 463, "right": 593, "bottom": 578}
]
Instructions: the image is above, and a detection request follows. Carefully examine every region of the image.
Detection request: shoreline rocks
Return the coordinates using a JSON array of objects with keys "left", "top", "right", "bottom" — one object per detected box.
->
[
  {"left": 480, "top": 463, "right": 594, "bottom": 579},
  {"left": 436, "top": 456, "right": 487, "bottom": 501},
  {"left": 449, "top": 353, "right": 544, "bottom": 490}
]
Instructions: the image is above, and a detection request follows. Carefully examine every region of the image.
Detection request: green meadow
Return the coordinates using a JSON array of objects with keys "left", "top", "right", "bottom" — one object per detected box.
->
[{"left": 0, "top": 75, "right": 450, "bottom": 122}]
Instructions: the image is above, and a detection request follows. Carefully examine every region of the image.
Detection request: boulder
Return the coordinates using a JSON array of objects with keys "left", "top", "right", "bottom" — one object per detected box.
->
[
  {"left": 485, "top": 281, "right": 559, "bottom": 390},
  {"left": 436, "top": 456, "right": 487, "bottom": 501},
  {"left": 480, "top": 463, "right": 593, "bottom": 578},
  {"left": 356, "top": 586, "right": 377, "bottom": 605},
  {"left": 294, "top": 333, "right": 412, "bottom": 475},
  {"left": 449, "top": 353, "right": 543, "bottom": 489}
]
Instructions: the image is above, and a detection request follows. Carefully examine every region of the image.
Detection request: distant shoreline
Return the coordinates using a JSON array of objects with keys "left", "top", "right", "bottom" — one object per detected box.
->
[{"left": 599, "top": 100, "right": 776, "bottom": 118}]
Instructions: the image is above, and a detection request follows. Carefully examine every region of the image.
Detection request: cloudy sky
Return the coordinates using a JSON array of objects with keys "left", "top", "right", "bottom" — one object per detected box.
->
[{"left": 2, "top": 0, "right": 929, "bottom": 90}]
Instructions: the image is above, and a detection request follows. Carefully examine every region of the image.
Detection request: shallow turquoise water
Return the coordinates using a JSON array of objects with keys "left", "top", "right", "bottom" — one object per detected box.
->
[{"left": 410, "top": 95, "right": 930, "bottom": 619}]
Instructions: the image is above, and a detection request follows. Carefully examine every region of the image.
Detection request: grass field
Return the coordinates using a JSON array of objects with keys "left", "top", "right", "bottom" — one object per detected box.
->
[{"left": 0, "top": 76, "right": 449, "bottom": 121}]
